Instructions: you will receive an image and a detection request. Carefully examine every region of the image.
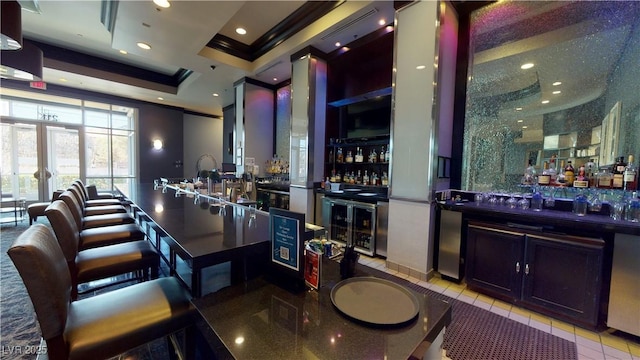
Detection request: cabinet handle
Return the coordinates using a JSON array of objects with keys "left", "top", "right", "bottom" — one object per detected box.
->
[
  {"left": 524, "top": 264, "right": 530, "bottom": 275},
  {"left": 515, "top": 262, "right": 520, "bottom": 273}
]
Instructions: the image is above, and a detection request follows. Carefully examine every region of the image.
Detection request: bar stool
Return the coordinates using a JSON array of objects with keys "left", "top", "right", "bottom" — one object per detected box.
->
[
  {"left": 71, "top": 180, "right": 122, "bottom": 206},
  {"left": 7, "top": 224, "right": 194, "bottom": 360},
  {"left": 59, "top": 190, "right": 134, "bottom": 229},
  {"left": 67, "top": 186, "right": 127, "bottom": 217}
]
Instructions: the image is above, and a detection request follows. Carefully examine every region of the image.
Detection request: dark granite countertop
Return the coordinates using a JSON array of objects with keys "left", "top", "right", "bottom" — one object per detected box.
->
[
  {"left": 438, "top": 201, "right": 640, "bottom": 236},
  {"left": 193, "top": 258, "right": 451, "bottom": 360},
  {"left": 316, "top": 187, "right": 388, "bottom": 203}
]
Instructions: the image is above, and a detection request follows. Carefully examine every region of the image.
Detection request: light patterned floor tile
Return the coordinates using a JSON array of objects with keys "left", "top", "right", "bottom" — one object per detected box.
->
[
  {"left": 603, "top": 344, "right": 633, "bottom": 360},
  {"left": 492, "top": 300, "right": 512, "bottom": 311},
  {"left": 461, "top": 288, "right": 479, "bottom": 299},
  {"left": 429, "top": 284, "right": 448, "bottom": 294},
  {"left": 577, "top": 344, "right": 605, "bottom": 360},
  {"left": 475, "top": 294, "right": 494, "bottom": 306},
  {"left": 508, "top": 312, "right": 530, "bottom": 325},
  {"left": 447, "top": 282, "right": 466, "bottom": 291},
  {"left": 457, "top": 294, "right": 476, "bottom": 305},
  {"left": 575, "top": 327, "right": 602, "bottom": 343},
  {"left": 443, "top": 288, "right": 462, "bottom": 299},
  {"left": 551, "top": 319, "right": 575, "bottom": 333},
  {"left": 529, "top": 319, "right": 551, "bottom": 333},
  {"left": 629, "top": 342, "right": 640, "bottom": 357},
  {"left": 415, "top": 280, "right": 430, "bottom": 290},
  {"left": 529, "top": 312, "right": 551, "bottom": 325},
  {"left": 576, "top": 335, "right": 604, "bottom": 351},
  {"left": 510, "top": 306, "right": 530, "bottom": 317},
  {"left": 473, "top": 299, "right": 492, "bottom": 311},
  {"left": 551, "top": 327, "right": 576, "bottom": 342},
  {"left": 490, "top": 306, "right": 510, "bottom": 318},
  {"left": 601, "top": 333, "right": 632, "bottom": 352}
]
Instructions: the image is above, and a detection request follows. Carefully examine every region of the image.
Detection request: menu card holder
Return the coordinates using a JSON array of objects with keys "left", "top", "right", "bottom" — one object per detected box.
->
[{"left": 268, "top": 208, "right": 306, "bottom": 292}]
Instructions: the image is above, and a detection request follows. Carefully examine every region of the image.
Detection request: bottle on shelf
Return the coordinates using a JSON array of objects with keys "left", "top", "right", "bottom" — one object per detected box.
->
[
  {"left": 345, "top": 150, "right": 353, "bottom": 163},
  {"left": 379, "top": 146, "right": 385, "bottom": 162},
  {"left": 363, "top": 170, "right": 370, "bottom": 185},
  {"left": 336, "top": 171, "right": 342, "bottom": 183},
  {"left": 355, "top": 147, "right": 364, "bottom": 163},
  {"left": 337, "top": 148, "right": 343, "bottom": 163},
  {"left": 349, "top": 171, "right": 355, "bottom": 184},
  {"left": 356, "top": 170, "right": 362, "bottom": 184},
  {"left": 369, "top": 148, "right": 377, "bottom": 163},
  {"left": 381, "top": 171, "right": 389, "bottom": 186},
  {"left": 624, "top": 154, "right": 637, "bottom": 191},
  {"left": 564, "top": 160, "right": 575, "bottom": 186},
  {"left": 537, "top": 161, "right": 551, "bottom": 185},
  {"left": 596, "top": 167, "right": 613, "bottom": 189},
  {"left": 585, "top": 158, "right": 597, "bottom": 187},
  {"left": 548, "top": 155, "right": 558, "bottom": 185},
  {"left": 522, "top": 159, "right": 536, "bottom": 185},
  {"left": 612, "top": 156, "right": 626, "bottom": 189},
  {"left": 372, "top": 172, "right": 379, "bottom": 186},
  {"left": 324, "top": 177, "right": 330, "bottom": 189},
  {"left": 556, "top": 160, "right": 566, "bottom": 186},
  {"left": 573, "top": 163, "right": 589, "bottom": 188},
  {"left": 384, "top": 147, "right": 390, "bottom": 162}
]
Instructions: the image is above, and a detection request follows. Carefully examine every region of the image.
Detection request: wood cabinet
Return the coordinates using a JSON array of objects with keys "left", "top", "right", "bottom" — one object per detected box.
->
[{"left": 466, "top": 221, "right": 604, "bottom": 327}]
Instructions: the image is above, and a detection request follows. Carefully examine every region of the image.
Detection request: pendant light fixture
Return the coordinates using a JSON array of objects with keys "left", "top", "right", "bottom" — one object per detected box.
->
[{"left": 1, "top": 1, "right": 23, "bottom": 50}]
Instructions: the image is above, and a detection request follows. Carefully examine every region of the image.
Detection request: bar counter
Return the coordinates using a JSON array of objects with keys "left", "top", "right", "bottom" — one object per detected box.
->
[{"left": 193, "top": 257, "right": 451, "bottom": 360}]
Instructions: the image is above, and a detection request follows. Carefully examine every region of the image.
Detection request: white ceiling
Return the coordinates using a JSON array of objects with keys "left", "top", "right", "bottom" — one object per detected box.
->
[{"left": 17, "top": 0, "right": 396, "bottom": 116}]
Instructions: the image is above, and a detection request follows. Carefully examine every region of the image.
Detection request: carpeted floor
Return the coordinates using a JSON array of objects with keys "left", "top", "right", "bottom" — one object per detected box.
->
[{"left": 1, "top": 219, "right": 578, "bottom": 360}]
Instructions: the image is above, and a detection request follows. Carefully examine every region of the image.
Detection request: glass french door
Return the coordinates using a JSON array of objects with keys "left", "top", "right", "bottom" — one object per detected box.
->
[{"left": 1, "top": 120, "right": 82, "bottom": 201}]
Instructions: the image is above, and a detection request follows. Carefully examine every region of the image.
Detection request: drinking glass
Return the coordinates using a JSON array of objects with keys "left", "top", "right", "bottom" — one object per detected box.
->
[
  {"left": 545, "top": 188, "right": 556, "bottom": 208},
  {"left": 530, "top": 191, "right": 543, "bottom": 211},
  {"left": 506, "top": 194, "right": 518, "bottom": 209},
  {"left": 588, "top": 190, "right": 602, "bottom": 213},
  {"left": 518, "top": 196, "right": 530, "bottom": 210},
  {"left": 474, "top": 192, "right": 484, "bottom": 205},
  {"left": 610, "top": 201, "right": 624, "bottom": 220},
  {"left": 573, "top": 193, "right": 588, "bottom": 216}
]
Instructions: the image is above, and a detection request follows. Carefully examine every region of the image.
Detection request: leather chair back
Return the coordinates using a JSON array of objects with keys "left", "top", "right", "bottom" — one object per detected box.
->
[
  {"left": 7, "top": 224, "right": 71, "bottom": 342},
  {"left": 59, "top": 191, "right": 84, "bottom": 230},
  {"left": 67, "top": 186, "right": 87, "bottom": 207},
  {"left": 45, "top": 200, "right": 81, "bottom": 263},
  {"left": 71, "top": 180, "right": 90, "bottom": 202}
]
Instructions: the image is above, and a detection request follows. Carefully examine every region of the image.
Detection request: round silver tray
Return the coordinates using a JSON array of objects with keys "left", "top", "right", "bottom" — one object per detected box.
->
[{"left": 330, "top": 277, "right": 420, "bottom": 326}]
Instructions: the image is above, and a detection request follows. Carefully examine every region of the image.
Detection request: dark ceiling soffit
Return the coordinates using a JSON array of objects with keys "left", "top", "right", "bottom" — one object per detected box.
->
[
  {"left": 206, "top": 1, "right": 343, "bottom": 62},
  {"left": 233, "top": 76, "right": 278, "bottom": 91},
  {"left": 326, "top": 25, "right": 393, "bottom": 61},
  {"left": 184, "top": 109, "right": 222, "bottom": 119},
  {"left": 27, "top": 39, "right": 193, "bottom": 88},
  {"left": 290, "top": 46, "right": 327, "bottom": 62}
]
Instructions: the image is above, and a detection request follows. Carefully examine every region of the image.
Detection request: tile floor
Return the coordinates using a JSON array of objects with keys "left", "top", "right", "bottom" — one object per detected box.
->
[{"left": 357, "top": 255, "right": 640, "bottom": 360}]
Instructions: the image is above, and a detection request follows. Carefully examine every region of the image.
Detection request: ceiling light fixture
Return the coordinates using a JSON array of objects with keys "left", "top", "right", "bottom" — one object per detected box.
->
[
  {"left": 137, "top": 42, "right": 151, "bottom": 50},
  {"left": 516, "top": 107, "right": 523, "bottom": 111},
  {"left": 236, "top": 27, "right": 247, "bottom": 35},
  {"left": 522, "top": 126, "right": 528, "bottom": 129},
  {"left": 153, "top": 0, "right": 170, "bottom": 8},
  {"left": 552, "top": 81, "right": 562, "bottom": 86},
  {"left": 335, "top": 42, "right": 341, "bottom": 47},
  {"left": 212, "top": 93, "right": 219, "bottom": 97},
  {"left": 416, "top": 65, "right": 426, "bottom": 70},
  {"left": 541, "top": 100, "right": 550, "bottom": 104},
  {"left": 520, "top": 63, "right": 534, "bottom": 70},
  {"left": 119, "top": 50, "right": 128, "bottom": 55},
  {"left": 552, "top": 90, "right": 561, "bottom": 95},
  {"left": 517, "top": 119, "right": 524, "bottom": 123},
  {"left": 1, "top": 1, "right": 23, "bottom": 50},
  {"left": 157, "top": 97, "right": 164, "bottom": 100},
  {"left": 273, "top": 77, "right": 278, "bottom": 82},
  {"left": 59, "top": 78, "right": 67, "bottom": 82},
  {"left": 0, "top": 40, "right": 43, "bottom": 81},
  {"left": 378, "top": 19, "right": 386, "bottom": 26}
]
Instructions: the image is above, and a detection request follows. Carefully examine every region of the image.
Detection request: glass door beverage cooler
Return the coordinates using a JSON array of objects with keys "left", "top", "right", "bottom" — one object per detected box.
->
[{"left": 323, "top": 198, "right": 376, "bottom": 256}]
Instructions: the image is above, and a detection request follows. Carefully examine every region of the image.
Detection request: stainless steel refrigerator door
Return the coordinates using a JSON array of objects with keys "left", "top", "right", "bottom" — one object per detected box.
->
[{"left": 437, "top": 210, "right": 463, "bottom": 280}]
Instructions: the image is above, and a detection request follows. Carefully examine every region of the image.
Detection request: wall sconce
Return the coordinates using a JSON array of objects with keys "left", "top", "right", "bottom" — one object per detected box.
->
[{"left": 153, "top": 139, "right": 163, "bottom": 150}]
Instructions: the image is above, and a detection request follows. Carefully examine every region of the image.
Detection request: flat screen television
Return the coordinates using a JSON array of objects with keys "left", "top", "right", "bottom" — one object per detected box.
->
[{"left": 346, "top": 95, "right": 391, "bottom": 139}]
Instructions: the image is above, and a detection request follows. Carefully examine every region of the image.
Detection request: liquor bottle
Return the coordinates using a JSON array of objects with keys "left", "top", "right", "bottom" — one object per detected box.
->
[
  {"left": 381, "top": 171, "right": 389, "bottom": 186},
  {"left": 355, "top": 147, "right": 364, "bottom": 163},
  {"left": 385, "top": 147, "right": 390, "bottom": 162},
  {"left": 363, "top": 170, "right": 370, "bottom": 185},
  {"left": 573, "top": 164, "right": 588, "bottom": 188},
  {"left": 596, "top": 167, "right": 612, "bottom": 189},
  {"left": 337, "top": 148, "right": 343, "bottom": 163},
  {"left": 369, "top": 148, "right": 377, "bottom": 163},
  {"left": 522, "top": 159, "right": 536, "bottom": 185},
  {"left": 612, "top": 156, "right": 626, "bottom": 189},
  {"left": 564, "top": 160, "right": 575, "bottom": 186},
  {"left": 345, "top": 150, "right": 353, "bottom": 163},
  {"left": 372, "top": 172, "right": 379, "bottom": 186},
  {"left": 356, "top": 170, "right": 362, "bottom": 184},
  {"left": 548, "top": 155, "right": 557, "bottom": 185},
  {"left": 556, "top": 160, "right": 566, "bottom": 186},
  {"left": 585, "top": 159, "right": 597, "bottom": 187},
  {"left": 624, "top": 154, "right": 637, "bottom": 191},
  {"left": 379, "top": 146, "right": 385, "bottom": 162},
  {"left": 537, "top": 161, "right": 551, "bottom": 185}
]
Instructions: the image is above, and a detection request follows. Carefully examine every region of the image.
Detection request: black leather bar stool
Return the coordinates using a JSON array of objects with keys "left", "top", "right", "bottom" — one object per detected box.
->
[
  {"left": 71, "top": 180, "right": 122, "bottom": 207},
  {"left": 59, "top": 190, "right": 134, "bottom": 229},
  {"left": 45, "top": 200, "right": 145, "bottom": 251},
  {"left": 7, "top": 224, "right": 194, "bottom": 360}
]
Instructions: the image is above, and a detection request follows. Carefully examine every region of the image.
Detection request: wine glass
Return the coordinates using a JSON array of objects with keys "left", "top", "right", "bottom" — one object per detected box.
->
[
  {"left": 506, "top": 193, "right": 518, "bottom": 209},
  {"left": 545, "top": 188, "right": 556, "bottom": 208}
]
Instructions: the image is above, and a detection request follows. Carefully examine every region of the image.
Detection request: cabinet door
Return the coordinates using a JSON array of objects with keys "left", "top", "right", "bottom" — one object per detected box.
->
[
  {"left": 351, "top": 205, "right": 376, "bottom": 256},
  {"left": 328, "top": 201, "right": 349, "bottom": 244},
  {"left": 466, "top": 224, "right": 525, "bottom": 299},
  {"left": 522, "top": 234, "right": 604, "bottom": 326}
]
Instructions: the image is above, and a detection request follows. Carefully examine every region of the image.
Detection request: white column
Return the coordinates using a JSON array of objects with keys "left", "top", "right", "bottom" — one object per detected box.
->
[
  {"left": 289, "top": 49, "right": 327, "bottom": 220},
  {"left": 387, "top": 1, "right": 457, "bottom": 280}
]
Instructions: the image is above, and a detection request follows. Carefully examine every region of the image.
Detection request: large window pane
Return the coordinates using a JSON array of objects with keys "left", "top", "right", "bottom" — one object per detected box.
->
[
  {"left": 86, "top": 128, "right": 111, "bottom": 177},
  {"left": 112, "top": 129, "right": 134, "bottom": 176},
  {"left": 463, "top": 1, "right": 640, "bottom": 192}
]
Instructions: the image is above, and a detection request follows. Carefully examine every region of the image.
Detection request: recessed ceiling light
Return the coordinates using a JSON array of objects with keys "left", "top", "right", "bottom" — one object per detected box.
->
[
  {"left": 335, "top": 42, "right": 341, "bottom": 47},
  {"left": 236, "top": 27, "right": 247, "bottom": 35},
  {"left": 59, "top": 78, "right": 67, "bottom": 82},
  {"left": 516, "top": 107, "right": 523, "bottom": 111},
  {"left": 520, "top": 63, "right": 534, "bottom": 70},
  {"left": 552, "top": 81, "right": 562, "bottom": 86},
  {"left": 552, "top": 90, "right": 561, "bottom": 95},
  {"left": 517, "top": 119, "right": 523, "bottom": 123},
  {"left": 273, "top": 77, "right": 278, "bottom": 81},
  {"left": 378, "top": 19, "right": 386, "bottom": 26},
  {"left": 212, "top": 93, "right": 219, "bottom": 97},
  {"left": 385, "top": 25, "right": 393, "bottom": 32},
  {"left": 119, "top": 50, "right": 128, "bottom": 55},
  {"left": 522, "top": 126, "right": 528, "bottom": 129},
  {"left": 157, "top": 97, "right": 164, "bottom": 100},
  {"left": 416, "top": 65, "right": 426, "bottom": 70},
  {"left": 541, "top": 100, "right": 550, "bottom": 104},
  {"left": 153, "top": 0, "right": 170, "bottom": 8},
  {"left": 137, "top": 42, "right": 151, "bottom": 50}
]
